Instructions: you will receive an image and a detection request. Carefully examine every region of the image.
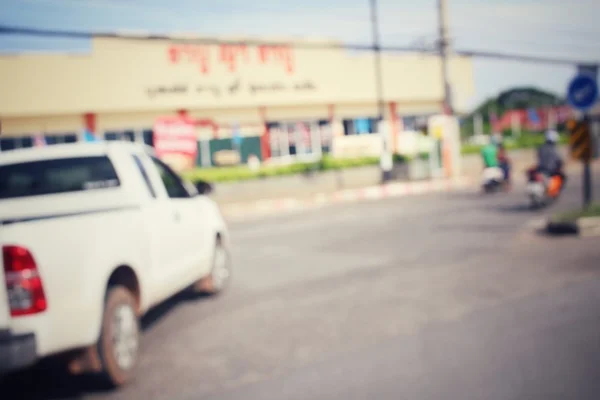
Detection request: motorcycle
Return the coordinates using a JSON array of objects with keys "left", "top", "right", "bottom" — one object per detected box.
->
[
  {"left": 525, "top": 165, "right": 565, "bottom": 209},
  {"left": 481, "top": 166, "right": 506, "bottom": 193}
]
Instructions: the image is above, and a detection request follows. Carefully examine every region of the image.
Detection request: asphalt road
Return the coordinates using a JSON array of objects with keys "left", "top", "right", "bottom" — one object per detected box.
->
[{"left": 2, "top": 164, "right": 600, "bottom": 400}]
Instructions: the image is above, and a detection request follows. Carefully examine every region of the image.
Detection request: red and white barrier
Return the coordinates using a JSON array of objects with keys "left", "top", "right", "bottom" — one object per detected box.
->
[{"left": 221, "top": 176, "right": 473, "bottom": 220}]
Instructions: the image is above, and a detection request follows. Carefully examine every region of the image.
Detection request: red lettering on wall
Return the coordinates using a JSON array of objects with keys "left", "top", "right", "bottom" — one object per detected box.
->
[
  {"left": 168, "top": 46, "right": 180, "bottom": 63},
  {"left": 187, "top": 45, "right": 211, "bottom": 74},
  {"left": 167, "top": 44, "right": 294, "bottom": 75},
  {"left": 257, "top": 45, "right": 294, "bottom": 74},
  {"left": 168, "top": 44, "right": 211, "bottom": 74},
  {"left": 219, "top": 44, "right": 250, "bottom": 72}
]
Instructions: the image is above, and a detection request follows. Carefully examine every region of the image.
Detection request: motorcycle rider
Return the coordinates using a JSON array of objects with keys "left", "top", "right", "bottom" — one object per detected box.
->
[
  {"left": 481, "top": 134, "right": 511, "bottom": 191},
  {"left": 536, "top": 129, "right": 565, "bottom": 188},
  {"left": 481, "top": 134, "right": 499, "bottom": 169},
  {"left": 497, "top": 140, "right": 511, "bottom": 190}
]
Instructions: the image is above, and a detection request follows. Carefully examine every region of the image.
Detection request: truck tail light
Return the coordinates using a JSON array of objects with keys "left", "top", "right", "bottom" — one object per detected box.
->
[{"left": 3, "top": 245, "right": 47, "bottom": 317}]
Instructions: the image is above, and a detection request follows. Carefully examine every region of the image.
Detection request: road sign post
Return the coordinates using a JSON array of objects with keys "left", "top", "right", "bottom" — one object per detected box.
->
[
  {"left": 577, "top": 64, "right": 598, "bottom": 79},
  {"left": 567, "top": 71, "right": 598, "bottom": 209},
  {"left": 567, "top": 117, "right": 594, "bottom": 208},
  {"left": 584, "top": 161, "right": 592, "bottom": 207}
]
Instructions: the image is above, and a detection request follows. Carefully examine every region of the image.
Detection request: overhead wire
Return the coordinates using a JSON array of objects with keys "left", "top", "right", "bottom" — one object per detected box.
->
[
  {"left": 0, "top": 24, "right": 598, "bottom": 66},
  {"left": 450, "top": 16, "right": 600, "bottom": 38}
]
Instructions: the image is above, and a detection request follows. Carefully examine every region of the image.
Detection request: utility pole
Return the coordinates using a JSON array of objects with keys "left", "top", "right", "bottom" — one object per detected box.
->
[
  {"left": 438, "top": 0, "right": 453, "bottom": 115},
  {"left": 370, "top": 0, "right": 385, "bottom": 123},
  {"left": 369, "top": 0, "right": 392, "bottom": 182}
]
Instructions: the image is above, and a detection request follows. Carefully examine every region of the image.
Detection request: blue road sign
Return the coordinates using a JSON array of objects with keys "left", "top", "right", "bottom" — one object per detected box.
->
[{"left": 567, "top": 74, "right": 598, "bottom": 111}]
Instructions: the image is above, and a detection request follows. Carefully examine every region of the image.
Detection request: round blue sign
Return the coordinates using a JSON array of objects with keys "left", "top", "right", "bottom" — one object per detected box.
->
[{"left": 567, "top": 74, "right": 598, "bottom": 111}]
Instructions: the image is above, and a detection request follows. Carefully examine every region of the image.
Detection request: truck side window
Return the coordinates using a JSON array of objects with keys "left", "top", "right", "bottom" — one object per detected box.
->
[
  {"left": 132, "top": 154, "right": 157, "bottom": 198},
  {"left": 149, "top": 156, "right": 190, "bottom": 199}
]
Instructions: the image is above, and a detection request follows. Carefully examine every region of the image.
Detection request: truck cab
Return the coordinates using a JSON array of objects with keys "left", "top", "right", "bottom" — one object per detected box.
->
[{"left": 0, "top": 141, "right": 230, "bottom": 387}]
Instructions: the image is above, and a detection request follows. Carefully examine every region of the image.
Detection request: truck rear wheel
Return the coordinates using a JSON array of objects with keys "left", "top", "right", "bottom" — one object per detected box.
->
[{"left": 96, "top": 285, "right": 140, "bottom": 388}]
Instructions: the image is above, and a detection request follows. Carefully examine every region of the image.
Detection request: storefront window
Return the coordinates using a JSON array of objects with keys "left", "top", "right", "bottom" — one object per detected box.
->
[
  {"left": 267, "top": 120, "right": 325, "bottom": 160},
  {"left": 22, "top": 137, "right": 34, "bottom": 148},
  {"left": 402, "top": 115, "right": 431, "bottom": 132},
  {"left": 318, "top": 120, "right": 333, "bottom": 153},
  {"left": 143, "top": 130, "right": 154, "bottom": 146},
  {"left": 105, "top": 130, "right": 145, "bottom": 143},
  {"left": 343, "top": 118, "right": 379, "bottom": 135},
  {"left": 355, "top": 118, "right": 371, "bottom": 134},
  {"left": 105, "top": 132, "right": 121, "bottom": 141},
  {"left": 0, "top": 137, "right": 34, "bottom": 151},
  {"left": 267, "top": 122, "right": 284, "bottom": 158},
  {"left": 44, "top": 134, "right": 77, "bottom": 145}
]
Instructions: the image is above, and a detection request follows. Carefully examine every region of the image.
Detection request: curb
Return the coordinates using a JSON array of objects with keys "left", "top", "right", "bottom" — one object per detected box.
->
[
  {"left": 220, "top": 176, "right": 473, "bottom": 221},
  {"left": 545, "top": 216, "right": 600, "bottom": 237}
]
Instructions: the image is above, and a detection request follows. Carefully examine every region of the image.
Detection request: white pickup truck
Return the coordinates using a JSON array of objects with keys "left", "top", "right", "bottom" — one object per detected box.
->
[{"left": 0, "top": 141, "right": 231, "bottom": 387}]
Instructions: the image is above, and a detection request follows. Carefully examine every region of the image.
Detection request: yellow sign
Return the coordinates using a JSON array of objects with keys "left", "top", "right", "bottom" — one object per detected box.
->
[
  {"left": 568, "top": 119, "right": 592, "bottom": 162},
  {"left": 432, "top": 125, "right": 443, "bottom": 139},
  {"left": 331, "top": 135, "right": 382, "bottom": 158},
  {"left": 213, "top": 150, "right": 241, "bottom": 166}
]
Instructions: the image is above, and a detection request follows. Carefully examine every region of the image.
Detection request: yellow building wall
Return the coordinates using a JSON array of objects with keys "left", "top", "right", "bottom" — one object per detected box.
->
[
  {"left": 187, "top": 107, "right": 262, "bottom": 125},
  {"left": 97, "top": 111, "right": 171, "bottom": 131},
  {"left": 0, "top": 37, "right": 475, "bottom": 120},
  {"left": 265, "top": 105, "right": 330, "bottom": 121}
]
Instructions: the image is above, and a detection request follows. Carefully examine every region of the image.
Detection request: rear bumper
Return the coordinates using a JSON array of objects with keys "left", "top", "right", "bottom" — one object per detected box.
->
[{"left": 0, "top": 329, "right": 37, "bottom": 375}]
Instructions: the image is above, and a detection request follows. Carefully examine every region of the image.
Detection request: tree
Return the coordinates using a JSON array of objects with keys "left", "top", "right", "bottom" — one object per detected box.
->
[{"left": 462, "top": 87, "right": 564, "bottom": 137}]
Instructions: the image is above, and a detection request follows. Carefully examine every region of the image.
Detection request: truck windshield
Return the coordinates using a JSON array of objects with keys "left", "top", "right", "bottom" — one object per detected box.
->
[{"left": 0, "top": 156, "right": 120, "bottom": 199}]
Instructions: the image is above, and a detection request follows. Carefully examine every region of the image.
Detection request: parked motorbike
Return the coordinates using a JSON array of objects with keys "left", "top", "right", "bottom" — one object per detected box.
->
[
  {"left": 481, "top": 166, "right": 506, "bottom": 193},
  {"left": 525, "top": 165, "right": 565, "bottom": 209}
]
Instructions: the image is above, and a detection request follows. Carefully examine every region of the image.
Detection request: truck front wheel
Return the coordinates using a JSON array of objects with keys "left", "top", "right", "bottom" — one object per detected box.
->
[
  {"left": 96, "top": 285, "right": 140, "bottom": 388},
  {"left": 194, "top": 239, "right": 231, "bottom": 295}
]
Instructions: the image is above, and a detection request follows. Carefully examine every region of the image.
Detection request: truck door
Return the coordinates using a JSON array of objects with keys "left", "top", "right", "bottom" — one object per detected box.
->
[
  {"left": 131, "top": 153, "right": 188, "bottom": 301},
  {"left": 146, "top": 156, "right": 204, "bottom": 288}
]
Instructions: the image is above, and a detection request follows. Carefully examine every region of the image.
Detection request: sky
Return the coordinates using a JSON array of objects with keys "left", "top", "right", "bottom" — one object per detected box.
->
[{"left": 1, "top": 0, "right": 599, "bottom": 110}]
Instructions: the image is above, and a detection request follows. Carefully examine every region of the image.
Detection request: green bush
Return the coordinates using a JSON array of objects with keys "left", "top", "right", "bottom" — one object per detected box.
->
[
  {"left": 461, "top": 144, "right": 482, "bottom": 155},
  {"left": 553, "top": 203, "right": 600, "bottom": 222},
  {"left": 399, "top": 152, "right": 430, "bottom": 162},
  {"left": 461, "top": 132, "right": 567, "bottom": 155},
  {"left": 319, "top": 154, "right": 380, "bottom": 170},
  {"left": 183, "top": 131, "right": 565, "bottom": 184},
  {"left": 182, "top": 155, "right": 384, "bottom": 183}
]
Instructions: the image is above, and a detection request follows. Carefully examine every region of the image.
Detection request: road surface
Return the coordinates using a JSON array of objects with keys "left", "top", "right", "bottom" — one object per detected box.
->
[{"left": 2, "top": 165, "right": 600, "bottom": 400}]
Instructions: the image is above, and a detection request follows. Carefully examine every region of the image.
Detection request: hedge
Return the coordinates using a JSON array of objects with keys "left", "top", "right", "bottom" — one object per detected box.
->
[
  {"left": 183, "top": 135, "right": 564, "bottom": 183},
  {"left": 552, "top": 203, "right": 600, "bottom": 223},
  {"left": 183, "top": 155, "right": 375, "bottom": 183},
  {"left": 461, "top": 132, "right": 568, "bottom": 155}
]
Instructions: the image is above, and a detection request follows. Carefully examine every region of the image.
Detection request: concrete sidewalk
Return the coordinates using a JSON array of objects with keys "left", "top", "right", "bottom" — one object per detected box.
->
[
  {"left": 212, "top": 147, "right": 565, "bottom": 206},
  {"left": 219, "top": 160, "right": 600, "bottom": 222}
]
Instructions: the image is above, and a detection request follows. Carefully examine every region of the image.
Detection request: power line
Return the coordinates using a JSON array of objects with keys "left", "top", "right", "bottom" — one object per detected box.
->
[
  {"left": 449, "top": 13, "right": 600, "bottom": 38},
  {"left": 456, "top": 48, "right": 597, "bottom": 66},
  {"left": 0, "top": 24, "right": 598, "bottom": 66},
  {"left": 451, "top": 33, "right": 600, "bottom": 53},
  {"left": 0, "top": 24, "right": 423, "bottom": 52}
]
